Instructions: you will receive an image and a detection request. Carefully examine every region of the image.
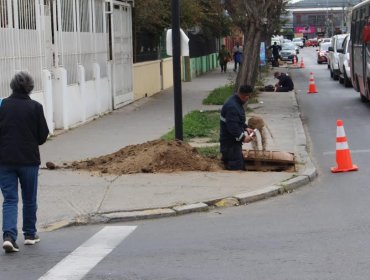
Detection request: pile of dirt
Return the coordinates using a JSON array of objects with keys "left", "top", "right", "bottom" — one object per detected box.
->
[{"left": 64, "top": 140, "right": 222, "bottom": 174}]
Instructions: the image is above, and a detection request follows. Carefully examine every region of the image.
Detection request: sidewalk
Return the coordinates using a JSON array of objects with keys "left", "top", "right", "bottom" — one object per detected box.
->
[{"left": 1, "top": 69, "right": 317, "bottom": 232}]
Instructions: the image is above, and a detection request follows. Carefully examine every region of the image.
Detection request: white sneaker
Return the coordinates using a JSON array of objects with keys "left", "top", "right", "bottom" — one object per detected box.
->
[{"left": 24, "top": 235, "right": 40, "bottom": 245}]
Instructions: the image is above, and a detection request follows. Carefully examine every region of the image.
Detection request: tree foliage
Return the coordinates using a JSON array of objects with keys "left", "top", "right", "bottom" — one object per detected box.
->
[
  {"left": 133, "top": 0, "right": 230, "bottom": 49},
  {"left": 224, "top": 0, "right": 288, "bottom": 88}
]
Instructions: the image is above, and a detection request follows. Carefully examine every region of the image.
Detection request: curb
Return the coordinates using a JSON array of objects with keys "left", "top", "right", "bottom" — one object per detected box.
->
[{"left": 40, "top": 160, "right": 317, "bottom": 233}]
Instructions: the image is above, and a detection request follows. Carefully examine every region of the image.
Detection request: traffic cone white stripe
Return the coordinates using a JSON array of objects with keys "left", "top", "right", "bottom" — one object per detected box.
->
[
  {"left": 336, "top": 142, "right": 349, "bottom": 151},
  {"left": 336, "top": 126, "right": 346, "bottom": 137}
]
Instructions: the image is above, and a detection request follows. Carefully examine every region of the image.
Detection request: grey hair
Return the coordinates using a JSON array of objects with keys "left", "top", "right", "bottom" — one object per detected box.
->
[{"left": 10, "top": 71, "right": 34, "bottom": 94}]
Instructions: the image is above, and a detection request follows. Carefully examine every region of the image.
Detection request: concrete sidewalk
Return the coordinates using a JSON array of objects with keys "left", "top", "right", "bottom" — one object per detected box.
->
[{"left": 1, "top": 69, "right": 317, "bottom": 232}]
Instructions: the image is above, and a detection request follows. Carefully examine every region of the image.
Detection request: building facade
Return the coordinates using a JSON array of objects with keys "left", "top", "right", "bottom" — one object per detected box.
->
[{"left": 288, "top": 0, "right": 362, "bottom": 38}]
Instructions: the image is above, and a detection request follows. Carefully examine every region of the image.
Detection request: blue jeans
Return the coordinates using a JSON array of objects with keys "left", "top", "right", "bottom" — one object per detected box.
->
[{"left": 0, "top": 166, "right": 39, "bottom": 241}]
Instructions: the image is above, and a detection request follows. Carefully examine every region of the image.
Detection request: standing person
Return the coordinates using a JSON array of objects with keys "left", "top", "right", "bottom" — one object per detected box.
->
[
  {"left": 217, "top": 44, "right": 231, "bottom": 73},
  {"left": 233, "top": 42, "right": 243, "bottom": 72},
  {"left": 274, "top": 71, "right": 294, "bottom": 92},
  {"left": 269, "top": 42, "right": 281, "bottom": 67},
  {"left": 220, "top": 85, "right": 255, "bottom": 170},
  {"left": 0, "top": 72, "right": 49, "bottom": 253}
]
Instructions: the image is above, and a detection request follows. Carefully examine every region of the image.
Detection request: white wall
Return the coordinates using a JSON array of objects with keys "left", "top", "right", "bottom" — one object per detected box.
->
[{"left": 43, "top": 63, "right": 112, "bottom": 133}]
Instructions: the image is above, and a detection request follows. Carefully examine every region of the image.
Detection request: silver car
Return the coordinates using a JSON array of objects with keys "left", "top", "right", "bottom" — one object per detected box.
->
[
  {"left": 279, "top": 43, "right": 298, "bottom": 63},
  {"left": 338, "top": 34, "right": 352, "bottom": 87}
]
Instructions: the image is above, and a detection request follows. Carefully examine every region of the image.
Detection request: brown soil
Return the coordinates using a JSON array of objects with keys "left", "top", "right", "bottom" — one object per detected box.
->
[{"left": 64, "top": 140, "right": 222, "bottom": 175}]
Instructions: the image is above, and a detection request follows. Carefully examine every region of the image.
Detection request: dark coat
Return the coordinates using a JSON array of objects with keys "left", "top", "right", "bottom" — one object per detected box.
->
[
  {"left": 0, "top": 92, "right": 49, "bottom": 165},
  {"left": 277, "top": 73, "right": 294, "bottom": 90},
  {"left": 220, "top": 94, "right": 248, "bottom": 151}
]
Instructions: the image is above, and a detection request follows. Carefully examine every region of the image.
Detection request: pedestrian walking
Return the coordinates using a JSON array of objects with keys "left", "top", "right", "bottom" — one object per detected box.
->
[
  {"left": 233, "top": 42, "right": 243, "bottom": 72},
  {"left": 269, "top": 42, "right": 281, "bottom": 67},
  {"left": 0, "top": 72, "right": 49, "bottom": 253},
  {"left": 220, "top": 85, "right": 255, "bottom": 170},
  {"left": 217, "top": 44, "right": 231, "bottom": 73}
]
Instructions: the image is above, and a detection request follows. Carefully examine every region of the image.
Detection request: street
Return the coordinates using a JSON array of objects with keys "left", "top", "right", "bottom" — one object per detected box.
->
[{"left": 2, "top": 47, "right": 370, "bottom": 280}]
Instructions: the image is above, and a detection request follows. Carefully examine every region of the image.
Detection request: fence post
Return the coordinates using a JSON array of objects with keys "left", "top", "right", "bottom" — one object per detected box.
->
[
  {"left": 93, "top": 63, "right": 101, "bottom": 115},
  {"left": 184, "top": 56, "right": 191, "bottom": 82},
  {"left": 42, "top": 70, "right": 54, "bottom": 134},
  {"left": 78, "top": 65, "right": 86, "bottom": 122},
  {"left": 53, "top": 67, "right": 69, "bottom": 130}
]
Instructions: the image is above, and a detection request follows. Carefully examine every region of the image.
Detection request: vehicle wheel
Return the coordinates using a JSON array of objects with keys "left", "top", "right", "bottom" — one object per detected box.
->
[
  {"left": 339, "top": 76, "right": 344, "bottom": 84},
  {"left": 317, "top": 61, "right": 321, "bottom": 64},
  {"left": 343, "top": 68, "right": 352, "bottom": 88},
  {"left": 333, "top": 72, "right": 339, "bottom": 81}
]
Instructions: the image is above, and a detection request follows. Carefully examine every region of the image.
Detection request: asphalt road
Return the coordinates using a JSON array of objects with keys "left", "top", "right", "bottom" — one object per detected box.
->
[{"left": 2, "top": 48, "right": 370, "bottom": 280}]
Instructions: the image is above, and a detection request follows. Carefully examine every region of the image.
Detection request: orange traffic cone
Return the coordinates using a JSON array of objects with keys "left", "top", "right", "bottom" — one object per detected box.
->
[
  {"left": 331, "top": 119, "right": 358, "bottom": 173},
  {"left": 307, "top": 72, "right": 318, "bottom": 94},
  {"left": 300, "top": 57, "right": 305, "bottom": 68}
]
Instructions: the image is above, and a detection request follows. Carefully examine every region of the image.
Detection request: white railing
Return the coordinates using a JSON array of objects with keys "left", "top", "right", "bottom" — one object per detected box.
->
[
  {"left": 0, "top": 0, "right": 47, "bottom": 97},
  {"left": 55, "top": 0, "right": 108, "bottom": 85}
]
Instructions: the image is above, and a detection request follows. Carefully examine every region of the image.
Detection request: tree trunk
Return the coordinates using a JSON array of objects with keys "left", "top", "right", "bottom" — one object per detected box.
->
[{"left": 236, "top": 21, "right": 262, "bottom": 90}]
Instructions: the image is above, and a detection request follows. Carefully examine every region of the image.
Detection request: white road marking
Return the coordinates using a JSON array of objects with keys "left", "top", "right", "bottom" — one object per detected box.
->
[
  {"left": 39, "top": 226, "right": 137, "bottom": 280},
  {"left": 323, "top": 149, "right": 370, "bottom": 156}
]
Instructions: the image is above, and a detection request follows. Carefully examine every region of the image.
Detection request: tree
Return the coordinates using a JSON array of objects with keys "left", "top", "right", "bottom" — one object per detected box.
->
[
  {"left": 224, "top": 0, "right": 288, "bottom": 89},
  {"left": 133, "top": 0, "right": 230, "bottom": 62}
]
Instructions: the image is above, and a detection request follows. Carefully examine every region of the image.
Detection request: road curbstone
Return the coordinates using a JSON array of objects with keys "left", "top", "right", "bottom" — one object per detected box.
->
[
  {"left": 101, "top": 208, "right": 176, "bottom": 223},
  {"left": 173, "top": 203, "right": 209, "bottom": 215},
  {"left": 40, "top": 218, "right": 75, "bottom": 232},
  {"left": 233, "top": 185, "right": 281, "bottom": 204},
  {"left": 279, "top": 175, "right": 310, "bottom": 192}
]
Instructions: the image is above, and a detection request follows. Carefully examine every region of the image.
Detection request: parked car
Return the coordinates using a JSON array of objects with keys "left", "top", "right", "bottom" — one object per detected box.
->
[
  {"left": 292, "top": 38, "right": 304, "bottom": 48},
  {"left": 320, "top": 38, "right": 332, "bottom": 44},
  {"left": 317, "top": 42, "right": 331, "bottom": 64},
  {"left": 328, "top": 34, "right": 348, "bottom": 80},
  {"left": 280, "top": 43, "right": 299, "bottom": 63},
  {"left": 306, "top": 38, "right": 318, "bottom": 47},
  {"left": 338, "top": 34, "right": 352, "bottom": 87}
]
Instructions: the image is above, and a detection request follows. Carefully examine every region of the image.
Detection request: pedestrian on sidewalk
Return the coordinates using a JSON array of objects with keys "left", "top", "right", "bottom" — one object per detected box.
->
[
  {"left": 0, "top": 72, "right": 49, "bottom": 253},
  {"left": 274, "top": 71, "right": 294, "bottom": 92},
  {"left": 233, "top": 42, "right": 243, "bottom": 72},
  {"left": 269, "top": 42, "right": 281, "bottom": 67},
  {"left": 220, "top": 85, "right": 255, "bottom": 170},
  {"left": 217, "top": 44, "right": 231, "bottom": 73}
]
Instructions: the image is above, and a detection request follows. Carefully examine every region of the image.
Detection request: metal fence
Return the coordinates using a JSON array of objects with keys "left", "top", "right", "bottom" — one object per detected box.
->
[
  {"left": 0, "top": 0, "right": 48, "bottom": 97},
  {"left": 0, "top": 0, "right": 109, "bottom": 98},
  {"left": 55, "top": 0, "right": 108, "bottom": 84}
]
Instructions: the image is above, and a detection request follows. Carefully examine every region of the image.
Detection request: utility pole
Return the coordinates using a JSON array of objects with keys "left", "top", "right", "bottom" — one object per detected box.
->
[{"left": 171, "top": 0, "right": 183, "bottom": 140}]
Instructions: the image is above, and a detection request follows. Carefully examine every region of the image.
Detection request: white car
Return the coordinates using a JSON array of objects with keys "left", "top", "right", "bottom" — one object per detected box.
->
[
  {"left": 328, "top": 34, "right": 348, "bottom": 80},
  {"left": 338, "top": 34, "right": 352, "bottom": 87},
  {"left": 292, "top": 38, "right": 304, "bottom": 48}
]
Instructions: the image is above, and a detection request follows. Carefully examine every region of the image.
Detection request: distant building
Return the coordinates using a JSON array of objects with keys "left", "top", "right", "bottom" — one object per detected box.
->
[{"left": 287, "top": 0, "right": 362, "bottom": 38}]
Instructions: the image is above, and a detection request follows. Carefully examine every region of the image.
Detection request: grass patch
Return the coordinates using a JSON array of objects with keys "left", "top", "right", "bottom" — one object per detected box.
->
[
  {"left": 196, "top": 146, "right": 220, "bottom": 159},
  {"left": 203, "top": 84, "right": 234, "bottom": 105},
  {"left": 161, "top": 110, "right": 220, "bottom": 142}
]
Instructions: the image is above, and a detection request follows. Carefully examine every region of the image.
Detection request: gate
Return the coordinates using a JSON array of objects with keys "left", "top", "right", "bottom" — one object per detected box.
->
[
  {"left": 109, "top": 1, "right": 133, "bottom": 109},
  {"left": 0, "top": 0, "right": 51, "bottom": 97}
]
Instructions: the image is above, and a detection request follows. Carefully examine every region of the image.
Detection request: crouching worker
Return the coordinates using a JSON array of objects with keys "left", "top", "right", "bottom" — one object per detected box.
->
[
  {"left": 220, "top": 85, "right": 256, "bottom": 170},
  {"left": 274, "top": 71, "right": 294, "bottom": 92}
]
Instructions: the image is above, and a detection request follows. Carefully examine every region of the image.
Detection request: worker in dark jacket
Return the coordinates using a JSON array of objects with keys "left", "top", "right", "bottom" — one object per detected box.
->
[
  {"left": 0, "top": 72, "right": 49, "bottom": 253},
  {"left": 274, "top": 71, "right": 294, "bottom": 92},
  {"left": 220, "top": 85, "right": 255, "bottom": 170}
]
